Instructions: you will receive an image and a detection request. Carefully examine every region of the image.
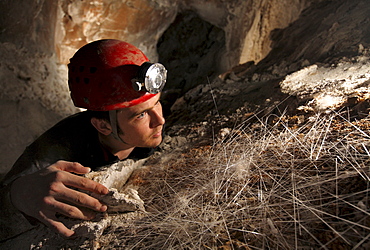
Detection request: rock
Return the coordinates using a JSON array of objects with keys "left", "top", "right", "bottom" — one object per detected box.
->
[
  {"left": 92, "top": 188, "right": 145, "bottom": 213},
  {"left": 280, "top": 58, "right": 370, "bottom": 111},
  {"left": 60, "top": 159, "right": 148, "bottom": 238},
  {"left": 84, "top": 159, "right": 146, "bottom": 190},
  {"left": 83, "top": 159, "right": 147, "bottom": 213}
]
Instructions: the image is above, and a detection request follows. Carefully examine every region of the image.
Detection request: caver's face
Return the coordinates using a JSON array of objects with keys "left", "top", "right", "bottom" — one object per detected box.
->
[{"left": 116, "top": 94, "right": 165, "bottom": 148}]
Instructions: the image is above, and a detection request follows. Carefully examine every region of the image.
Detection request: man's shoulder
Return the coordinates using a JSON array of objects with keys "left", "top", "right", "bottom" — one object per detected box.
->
[
  {"left": 24, "top": 111, "right": 96, "bottom": 157},
  {"left": 37, "top": 111, "right": 93, "bottom": 138},
  {"left": 52, "top": 111, "right": 92, "bottom": 129}
]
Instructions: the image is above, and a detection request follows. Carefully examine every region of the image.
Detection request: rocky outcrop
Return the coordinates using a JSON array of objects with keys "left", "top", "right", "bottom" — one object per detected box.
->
[
  {"left": 57, "top": 0, "right": 317, "bottom": 93},
  {"left": 166, "top": 0, "right": 370, "bottom": 131},
  {"left": 62, "top": 159, "right": 148, "bottom": 239}
]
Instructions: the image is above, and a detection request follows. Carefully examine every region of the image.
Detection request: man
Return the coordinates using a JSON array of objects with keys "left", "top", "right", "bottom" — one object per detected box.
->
[{"left": 0, "top": 39, "right": 167, "bottom": 240}]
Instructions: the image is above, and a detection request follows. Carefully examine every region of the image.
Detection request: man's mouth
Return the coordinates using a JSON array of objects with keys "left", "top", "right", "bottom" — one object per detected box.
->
[{"left": 153, "top": 128, "right": 162, "bottom": 137}]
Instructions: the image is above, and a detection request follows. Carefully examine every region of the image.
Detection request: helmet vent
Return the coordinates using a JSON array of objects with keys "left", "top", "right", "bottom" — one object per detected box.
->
[
  {"left": 90, "top": 67, "right": 97, "bottom": 73},
  {"left": 84, "top": 78, "right": 90, "bottom": 84},
  {"left": 79, "top": 66, "right": 85, "bottom": 72},
  {"left": 75, "top": 77, "right": 80, "bottom": 83}
]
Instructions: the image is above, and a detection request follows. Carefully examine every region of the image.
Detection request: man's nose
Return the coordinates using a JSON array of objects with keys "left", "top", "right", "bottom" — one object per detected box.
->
[{"left": 150, "top": 109, "right": 165, "bottom": 127}]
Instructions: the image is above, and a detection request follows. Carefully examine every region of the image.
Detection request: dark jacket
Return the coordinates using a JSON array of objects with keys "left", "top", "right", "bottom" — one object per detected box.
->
[{"left": 0, "top": 111, "right": 155, "bottom": 241}]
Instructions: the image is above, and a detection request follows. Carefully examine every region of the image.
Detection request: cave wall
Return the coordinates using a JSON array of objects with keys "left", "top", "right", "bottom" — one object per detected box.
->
[
  {"left": 0, "top": 0, "right": 318, "bottom": 174},
  {"left": 0, "top": 0, "right": 74, "bottom": 175},
  {"left": 240, "top": 0, "right": 315, "bottom": 63}
]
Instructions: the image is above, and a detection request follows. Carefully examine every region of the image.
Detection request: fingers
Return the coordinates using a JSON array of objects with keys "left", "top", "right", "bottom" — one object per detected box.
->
[
  {"left": 57, "top": 171, "right": 109, "bottom": 195},
  {"left": 39, "top": 210, "right": 75, "bottom": 237},
  {"left": 50, "top": 161, "right": 109, "bottom": 195},
  {"left": 54, "top": 186, "right": 108, "bottom": 212},
  {"left": 43, "top": 197, "right": 98, "bottom": 220},
  {"left": 53, "top": 160, "right": 91, "bottom": 175},
  {"left": 38, "top": 198, "right": 103, "bottom": 237}
]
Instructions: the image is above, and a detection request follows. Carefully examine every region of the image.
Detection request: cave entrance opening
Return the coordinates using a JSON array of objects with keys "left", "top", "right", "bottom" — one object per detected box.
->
[{"left": 157, "top": 10, "right": 226, "bottom": 116}]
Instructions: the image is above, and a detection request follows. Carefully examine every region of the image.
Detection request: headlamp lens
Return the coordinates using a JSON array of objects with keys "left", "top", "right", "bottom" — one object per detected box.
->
[
  {"left": 145, "top": 63, "right": 167, "bottom": 93},
  {"left": 132, "top": 62, "right": 167, "bottom": 93}
]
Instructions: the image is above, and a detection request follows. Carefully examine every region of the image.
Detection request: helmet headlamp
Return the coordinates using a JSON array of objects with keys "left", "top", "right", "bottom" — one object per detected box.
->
[{"left": 132, "top": 62, "right": 167, "bottom": 94}]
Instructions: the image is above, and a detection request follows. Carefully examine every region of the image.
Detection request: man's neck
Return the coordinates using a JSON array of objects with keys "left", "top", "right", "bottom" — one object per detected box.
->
[
  {"left": 98, "top": 133, "right": 134, "bottom": 160},
  {"left": 114, "top": 148, "right": 134, "bottom": 160}
]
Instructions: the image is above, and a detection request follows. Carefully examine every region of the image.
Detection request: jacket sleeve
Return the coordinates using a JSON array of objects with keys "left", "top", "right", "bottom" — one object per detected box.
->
[
  {"left": 0, "top": 183, "right": 36, "bottom": 241},
  {"left": 0, "top": 148, "right": 47, "bottom": 241}
]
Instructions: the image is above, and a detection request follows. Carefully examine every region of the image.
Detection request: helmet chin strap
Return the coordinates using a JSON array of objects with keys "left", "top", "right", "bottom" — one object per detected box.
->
[{"left": 109, "top": 110, "right": 128, "bottom": 145}]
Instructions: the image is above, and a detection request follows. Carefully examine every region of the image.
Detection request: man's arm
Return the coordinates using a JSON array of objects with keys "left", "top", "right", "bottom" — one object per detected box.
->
[
  {"left": 7, "top": 161, "right": 109, "bottom": 237},
  {"left": 0, "top": 183, "right": 36, "bottom": 241}
]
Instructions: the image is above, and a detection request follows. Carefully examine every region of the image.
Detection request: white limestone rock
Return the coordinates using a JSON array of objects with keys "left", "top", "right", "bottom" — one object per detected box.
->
[
  {"left": 92, "top": 188, "right": 145, "bottom": 213},
  {"left": 84, "top": 158, "right": 147, "bottom": 213},
  {"left": 61, "top": 158, "right": 148, "bottom": 238}
]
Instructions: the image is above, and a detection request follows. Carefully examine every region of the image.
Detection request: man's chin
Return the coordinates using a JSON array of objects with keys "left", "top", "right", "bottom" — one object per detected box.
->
[
  {"left": 143, "top": 136, "right": 163, "bottom": 148},
  {"left": 153, "top": 136, "right": 163, "bottom": 147}
]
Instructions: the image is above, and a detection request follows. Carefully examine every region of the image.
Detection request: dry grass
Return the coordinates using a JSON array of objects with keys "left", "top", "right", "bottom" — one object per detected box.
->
[{"left": 94, "top": 110, "right": 370, "bottom": 249}]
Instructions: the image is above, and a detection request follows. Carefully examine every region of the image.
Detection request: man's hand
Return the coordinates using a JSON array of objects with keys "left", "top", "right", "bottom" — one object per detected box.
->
[{"left": 10, "top": 160, "right": 109, "bottom": 237}]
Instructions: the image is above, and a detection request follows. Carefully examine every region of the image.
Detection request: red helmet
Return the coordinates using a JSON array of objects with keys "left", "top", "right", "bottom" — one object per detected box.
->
[{"left": 68, "top": 39, "right": 166, "bottom": 111}]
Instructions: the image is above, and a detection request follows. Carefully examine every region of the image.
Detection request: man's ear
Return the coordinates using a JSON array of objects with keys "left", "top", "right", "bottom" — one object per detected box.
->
[{"left": 91, "top": 118, "right": 112, "bottom": 136}]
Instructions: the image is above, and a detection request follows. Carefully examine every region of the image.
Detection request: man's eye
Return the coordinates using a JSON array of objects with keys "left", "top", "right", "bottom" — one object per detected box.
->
[{"left": 137, "top": 112, "right": 146, "bottom": 119}]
